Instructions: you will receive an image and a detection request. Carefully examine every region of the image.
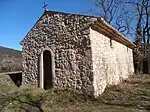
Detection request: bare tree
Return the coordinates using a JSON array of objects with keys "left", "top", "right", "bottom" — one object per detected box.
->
[
  {"left": 89, "top": 0, "right": 134, "bottom": 35},
  {"left": 90, "top": 0, "right": 149, "bottom": 39},
  {"left": 133, "top": 0, "right": 150, "bottom": 45},
  {"left": 90, "top": 0, "right": 150, "bottom": 74}
]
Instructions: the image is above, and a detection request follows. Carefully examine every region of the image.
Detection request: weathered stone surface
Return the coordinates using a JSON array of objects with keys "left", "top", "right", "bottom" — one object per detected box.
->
[
  {"left": 21, "top": 11, "right": 134, "bottom": 97},
  {"left": 22, "top": 11, "right": 94, "bottom": 95},
  {"left": 90, "top": 28, "right": 134, "bottom": 97}
]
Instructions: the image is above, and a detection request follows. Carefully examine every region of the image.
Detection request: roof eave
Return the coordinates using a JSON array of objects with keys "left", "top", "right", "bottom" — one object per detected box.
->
[{"left": 91, "top": 18, "right": 136, "bottom": 49}]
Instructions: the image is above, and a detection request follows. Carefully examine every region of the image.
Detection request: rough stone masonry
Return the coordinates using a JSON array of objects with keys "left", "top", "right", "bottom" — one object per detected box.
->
[{"left": 21, "top": 10, "right": 136, "bottom": 97}]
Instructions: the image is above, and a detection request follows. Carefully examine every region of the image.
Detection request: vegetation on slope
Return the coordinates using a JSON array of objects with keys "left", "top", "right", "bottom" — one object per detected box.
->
[
  {"left": 0, "top": 46, "right": 21, "bottom": 58},
  {"left": 0, "top": 46, "right": 22, "bottom": 73},
  {"left": 0, "top": 73, "right": 150, "bottom": 112}
]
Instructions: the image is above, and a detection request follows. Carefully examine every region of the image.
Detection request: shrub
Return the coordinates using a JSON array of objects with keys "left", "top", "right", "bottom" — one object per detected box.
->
[{"left": 0, "top": 55, "right": 22, "bottom": 72}]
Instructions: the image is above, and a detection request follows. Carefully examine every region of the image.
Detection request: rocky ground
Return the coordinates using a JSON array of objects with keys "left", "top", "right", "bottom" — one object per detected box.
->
[{"left": 0, "top": 73, "right": 150, "bottom": 112}]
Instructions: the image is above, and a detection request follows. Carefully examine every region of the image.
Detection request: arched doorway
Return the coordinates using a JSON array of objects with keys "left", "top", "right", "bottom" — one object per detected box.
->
[
  {"left": 40, "top": 50, "right": 53, "bottom": 89},
  {"left": 43, "top": 50, "right": 53, "bottom": 89}
]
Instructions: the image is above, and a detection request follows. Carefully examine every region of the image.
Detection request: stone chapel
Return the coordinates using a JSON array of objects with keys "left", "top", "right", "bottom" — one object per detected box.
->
[{"left": 21, "top": 10, "right": 136, "bottom": 97}]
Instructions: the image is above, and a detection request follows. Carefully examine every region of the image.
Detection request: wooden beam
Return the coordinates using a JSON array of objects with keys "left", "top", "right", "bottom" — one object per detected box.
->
[
  {"left": 0, "top": 71, "right": 22, "bottom": 75},
  {"left": 91, "top": 20, "right": 136, "bottom": 49}
]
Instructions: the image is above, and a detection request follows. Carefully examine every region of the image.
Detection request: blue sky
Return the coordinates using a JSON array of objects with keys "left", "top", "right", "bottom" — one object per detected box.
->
[{"left": 0, "top": 0, "right": 92, "bottom": 50}]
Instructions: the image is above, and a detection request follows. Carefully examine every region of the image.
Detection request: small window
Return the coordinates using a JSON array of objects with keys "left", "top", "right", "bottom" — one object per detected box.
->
[{"left": 110, "top": 39, "right": 113, "bottom": 48}]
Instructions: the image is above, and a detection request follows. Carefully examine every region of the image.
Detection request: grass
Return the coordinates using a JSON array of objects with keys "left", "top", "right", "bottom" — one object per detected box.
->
[{"left": 0, "top": 73, "right": 150, "bottom": 112}]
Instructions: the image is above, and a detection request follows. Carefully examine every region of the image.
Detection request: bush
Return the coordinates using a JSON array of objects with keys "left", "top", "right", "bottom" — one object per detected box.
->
[{"left": 0, "top": 55, "right": 22, "bottom": 72}]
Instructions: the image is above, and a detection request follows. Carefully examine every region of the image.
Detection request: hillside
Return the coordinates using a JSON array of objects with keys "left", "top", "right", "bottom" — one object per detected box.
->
[
  {"left": 0, "top": 46, "right": 21, "bottom": 58},
  {"left": 0, "top": 73, "right": 150, "bottom": 112},
  {"left": 0, "top": 46, "right": 22, "bottom": 73}
]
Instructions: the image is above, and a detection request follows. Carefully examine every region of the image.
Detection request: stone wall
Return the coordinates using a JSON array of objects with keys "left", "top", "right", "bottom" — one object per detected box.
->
[
  {"left": 90, "top": 28, "right": 134, "bottom": 97},
  {"left": 22, "top": 11, "right": 135, "bottom": 97},
  {"left": 22, "top": 11, "right": 96, "bottom": 95}
]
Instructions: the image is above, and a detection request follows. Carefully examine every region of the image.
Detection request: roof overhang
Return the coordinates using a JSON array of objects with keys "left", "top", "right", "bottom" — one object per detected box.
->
[{"left": 91, "top": 18, "right": 136, "bottom": 49}]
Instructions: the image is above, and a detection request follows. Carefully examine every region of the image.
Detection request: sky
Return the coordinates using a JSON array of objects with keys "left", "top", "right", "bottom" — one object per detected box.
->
[{"left": 0, "top": 0, "right": 93, "bottom": 50}]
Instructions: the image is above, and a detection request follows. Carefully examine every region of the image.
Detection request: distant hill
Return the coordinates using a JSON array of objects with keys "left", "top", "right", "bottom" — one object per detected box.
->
[
  {"left": 0, "top": 46, "right": 22, "bottom": 73},
  {"left": 0, "top": 46, "right": 21, "bottom": 58}
]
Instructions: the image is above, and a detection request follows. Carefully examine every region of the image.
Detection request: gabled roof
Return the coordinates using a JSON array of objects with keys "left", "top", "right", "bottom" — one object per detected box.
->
[
  {"left": 91, "top": 19, "right": 136, "bottom": 49},
  {"left": 21, "top": 10, "right": 136, "bottom": 49}
]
